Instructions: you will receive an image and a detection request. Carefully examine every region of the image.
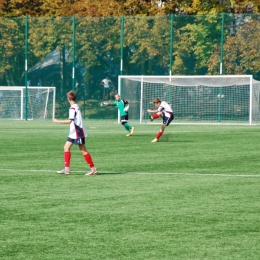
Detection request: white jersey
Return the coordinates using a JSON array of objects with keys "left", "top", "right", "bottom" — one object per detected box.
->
[
  {"left": 68, "top": 103, "right": 87, "bottom": 139},
  {"left": 157, "top": 101, "right": 173, "bottom": 117},
  {"left": 102, "top": 78, "right": 112, "bottom": 88}
]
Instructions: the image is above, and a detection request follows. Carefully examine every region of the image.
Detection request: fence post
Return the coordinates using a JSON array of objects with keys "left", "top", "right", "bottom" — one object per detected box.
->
[
  {"left": 72, "top": 16, "right": 76, "bottom": 90},
  {"left": 220, "top": 13, "right": 224, "bottom": 75},
  {"left": 169, "top": 14, "right": 174, "bottom": 77},
  {"left": 218, "top": 13, "right": 225, "bottom": 122},
  {"left": 120, "top": 15, "right": 124, "bottom": 76},
  {"left": 25, "top": 16, "right": 28, "bottom": 121}
]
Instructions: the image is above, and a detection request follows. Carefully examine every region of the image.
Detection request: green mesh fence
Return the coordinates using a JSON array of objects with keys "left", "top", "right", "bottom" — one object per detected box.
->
[{"left": 0, "top": 14, "right": 259, "bottom": 120}]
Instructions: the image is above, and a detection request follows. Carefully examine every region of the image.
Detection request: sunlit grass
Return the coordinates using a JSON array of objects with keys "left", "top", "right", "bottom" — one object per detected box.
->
[{"left": 0, "top": 121, "right": 260, "bottom": 259}]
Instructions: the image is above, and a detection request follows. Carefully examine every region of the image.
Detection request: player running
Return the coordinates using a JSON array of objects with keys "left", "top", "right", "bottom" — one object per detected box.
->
[
  {"left": 147, "top": 98, "right": 174, "bottom": 142},
  {"left": 102, "top": 93, "right": 134, "bottom": 136}
]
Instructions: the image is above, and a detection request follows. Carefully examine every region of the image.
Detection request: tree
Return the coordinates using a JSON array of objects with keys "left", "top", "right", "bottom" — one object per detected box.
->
[
  {"left": 0, "top": 18, "right": 25, "bottom": 85},
  {"left": 208, "top": 15, "right": 260, "bottom": 79},
  {"left": 174, "top": 0, "right": 259, "bottom": 15},
  {"left": 0, "top": 0, "right": 258, "bottom": 18},
  {"left": 123, "top": 16, "right": 171, "bottom": 75},
  {"left": 0, "top": 0, "right": 259, "bottom": 91},
  {"left": 0, "top": 0, "right": 124, "bottom": 17},
  {"left": 171, "top": 15, "right": 223, "bottom": 75},
  {"left": 28, "top": 16, "right": 74, "bottom": 96},
  {"left": 75, "top": 16, "right": 122, "bottom": 98}
]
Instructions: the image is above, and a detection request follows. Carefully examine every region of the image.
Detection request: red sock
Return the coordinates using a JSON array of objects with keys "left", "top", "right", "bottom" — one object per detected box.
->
[
  {"left": 153, "top": 113, "right": 159, "bottom": 120},
  {"left": 84, "top": 153, "right": 95, "bottom": 168},
  {"left": 156, "top": 131, "right": 163, "bottom": 140},
  {"left": 64, "top": 152, "right": 71, "bottom": 167}
]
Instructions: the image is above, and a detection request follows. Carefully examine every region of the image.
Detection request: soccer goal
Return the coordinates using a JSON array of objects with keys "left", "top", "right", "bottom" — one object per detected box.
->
[
  {"left": 0, "top": 86, "right": 56, "bottom": 120},
  {"left": 118, "top": 75, "right": 260, "bottom": 125}
]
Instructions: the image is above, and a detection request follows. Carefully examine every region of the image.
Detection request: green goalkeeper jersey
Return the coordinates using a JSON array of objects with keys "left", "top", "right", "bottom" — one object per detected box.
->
[{"left": 112, "top": 99, "right": 129, "bottom": 116}]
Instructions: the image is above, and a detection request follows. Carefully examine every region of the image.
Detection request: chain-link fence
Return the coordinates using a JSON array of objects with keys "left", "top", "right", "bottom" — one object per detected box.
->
[{"left": 0, "top": 14, "right": 259, "bottom": 119}]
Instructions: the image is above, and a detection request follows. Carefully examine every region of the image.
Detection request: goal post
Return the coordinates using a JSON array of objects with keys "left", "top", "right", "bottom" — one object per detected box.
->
[
  {"left": 0, "top": 86, "right": 56, "bottom": 120},
  {"left": 118, "top": 75, "right": 260, "bottom": 125}
]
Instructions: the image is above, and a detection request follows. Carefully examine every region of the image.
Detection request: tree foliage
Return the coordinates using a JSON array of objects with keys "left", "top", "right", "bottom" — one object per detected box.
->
[
  {"left": 0, "top": 1, "right": 259, "bottom": 92},
  {"left": 0, "top": 0, "right": 259, "bottom": 17},
  {"left": 171, "top": 15, "right": 223, "bottom": 75},
  {"left": 208, "top": 15, "right": 260, "bottom": 79},
  {"left": 0, "top": 18, "right": 25, "bottom": 85}
]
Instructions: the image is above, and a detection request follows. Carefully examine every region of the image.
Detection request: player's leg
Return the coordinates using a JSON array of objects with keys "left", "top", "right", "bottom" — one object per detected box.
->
[
  {"left": 149, "top": 111, "right": 162, "bottom": 121},
  {"left": 125, "top": 115, "right": 134, "bottom": 135},
  {"left": 125, "top": 123, "right": 134, "bottom": 136},
  {"left": 122, "top": 121, "right": 131, "bottom": 135},
  {"left": 103, "top": 88, "right": 106, "bottom": 100},
  {"left": 104, "top": 88, "right": 109, "bottom": 100},
  {"left": 57, "top": 140, "right": 73, "bottom": 174},
  {"left": 125, "top": 121, "right": 134, "bottom": 135},
  {"left": 151, "top": 124, "right": 166, "bottom": 142},
  {"left": 78, "top": 143, "right": 98, "bottom": 176},
  {"left": 151, "top": 113, "right": 174, "bottom": 142},
  {"left": 121, "top": 115, "right": 134, "bottom": 136}
]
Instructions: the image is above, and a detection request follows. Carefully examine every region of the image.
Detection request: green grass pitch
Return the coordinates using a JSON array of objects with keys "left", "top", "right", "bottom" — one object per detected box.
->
[{"left": 0, "top": 120, "right": 260, "bottom": 259}]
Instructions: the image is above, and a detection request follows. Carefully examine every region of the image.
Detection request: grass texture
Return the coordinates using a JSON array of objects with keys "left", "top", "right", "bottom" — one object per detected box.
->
[{"left": 0, "top": 120, "right": 260, "bottom": 259}]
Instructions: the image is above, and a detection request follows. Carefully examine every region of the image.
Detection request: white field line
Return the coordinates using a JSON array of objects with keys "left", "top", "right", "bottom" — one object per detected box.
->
[
  {"left": 0, "top": 129, "right": 259, "bottom": 135},
  {"left": 0, "top": 168, "right": 259, "bottom": 177}
]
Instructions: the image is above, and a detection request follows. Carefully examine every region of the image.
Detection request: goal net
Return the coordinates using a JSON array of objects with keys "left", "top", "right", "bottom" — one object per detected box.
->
[
  {"left": 118, "top": 75, "right": 260, "bottom": 125},
  {"left": 0, "top": 86, "right": 56, "bottom": 120}
]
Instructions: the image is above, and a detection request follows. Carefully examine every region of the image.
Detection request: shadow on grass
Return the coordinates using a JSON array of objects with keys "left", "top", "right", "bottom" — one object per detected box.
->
[
  {"left": 129, "top": 135, "right": 194, "bottom": 143},
  {"left": 96, "top": 171, "right": 128, "bottom": 175},
  {"left": 55, "top": 171, "right": 129, "bottom": 176},
  {"left": 158, "top": 139, "right": 194, "bottom": 143}
]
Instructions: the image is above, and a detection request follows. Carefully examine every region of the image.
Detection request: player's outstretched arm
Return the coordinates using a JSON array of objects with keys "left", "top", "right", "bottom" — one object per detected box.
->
[
  {"left": 53, "top": 118, "right": 72, "bottom": 124},
  {"left": 101, "top": 102, "right": 115, "bottom": 107},
  {"left": 147, "top": 109, "right": 157, "bottom": 113}
]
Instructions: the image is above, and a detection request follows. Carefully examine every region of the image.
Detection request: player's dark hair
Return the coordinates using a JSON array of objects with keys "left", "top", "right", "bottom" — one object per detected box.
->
[
  {"left": 153, "top": 98, "right": 161, "bottom": 104},
  {"left": 67, "top": 91, "right": 77, "bottom": 101}
]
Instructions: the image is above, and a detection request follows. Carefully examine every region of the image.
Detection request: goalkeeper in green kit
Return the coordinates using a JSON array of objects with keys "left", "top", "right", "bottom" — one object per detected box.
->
[{"left": 101, "top": 93, "right": 134, "bottom": 136}]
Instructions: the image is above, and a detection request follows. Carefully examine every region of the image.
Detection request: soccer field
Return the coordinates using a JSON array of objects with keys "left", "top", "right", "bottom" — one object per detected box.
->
[{"left": 1, "top": 120, "right": 260, "bottom": 259}]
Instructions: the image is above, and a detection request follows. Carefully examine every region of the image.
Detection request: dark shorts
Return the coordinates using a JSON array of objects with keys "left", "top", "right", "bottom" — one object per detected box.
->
[
  {"left": 120, "top": 115, "right": 128, "bottom": 124},
  {"left": 162, "top": 112, "right": 174, "bottom": 126},
  {"left": 103, "top": 87, "right": 110, "bottom": 95},
  {"left": 67, "top": 137, "right": 85, "bottom": 145}
]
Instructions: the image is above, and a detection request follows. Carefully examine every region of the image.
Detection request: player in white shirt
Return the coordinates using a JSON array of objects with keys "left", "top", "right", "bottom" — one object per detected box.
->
[
  {"left": 68, "top": 103, "right": 87, "bottom": 140},
  {"left": 101, "top": 76, "right": 113, "bottom": 100},
  {"left": 53, "top": 90, "right": 98, "bottom": 176},
  {"left": 147, "top": 98, "right": 174, "bottom": 142}
]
